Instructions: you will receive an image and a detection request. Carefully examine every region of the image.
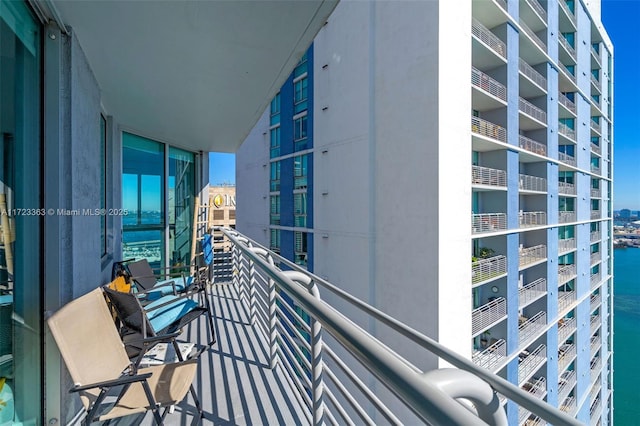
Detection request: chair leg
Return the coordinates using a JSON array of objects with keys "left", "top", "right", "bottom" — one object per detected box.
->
[{"left": 190, "top": 384, "right": 203, "bottom": 418}]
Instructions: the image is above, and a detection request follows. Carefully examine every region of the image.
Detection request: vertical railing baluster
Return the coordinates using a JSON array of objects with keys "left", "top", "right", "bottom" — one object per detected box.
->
[
  {"left": 249, "top": 246, "right": 257, "bottom": 325},
  {"left": 309, "top": 281, "right": 324, "bottom": 426},
  {"left": 267, "top": 254, "right": 278, "bottom": 368}
]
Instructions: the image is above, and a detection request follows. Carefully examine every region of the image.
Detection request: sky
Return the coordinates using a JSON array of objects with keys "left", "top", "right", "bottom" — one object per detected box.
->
[
  {"left": 209, "top": 1, "right": 639, "bottom": 208},
  {"left": 602, "top": 0, "right": 640, "bottom": 210}
]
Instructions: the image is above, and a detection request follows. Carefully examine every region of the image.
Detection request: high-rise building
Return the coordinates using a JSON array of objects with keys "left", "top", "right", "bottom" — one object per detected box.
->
[{"left": 237, "top": 0, "right": 614, "bottom": 424}]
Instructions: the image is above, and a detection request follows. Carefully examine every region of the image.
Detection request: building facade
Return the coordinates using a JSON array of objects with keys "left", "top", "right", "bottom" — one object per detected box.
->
[{"left": 236, "top": 0, "right": 614, "bottom": 424}]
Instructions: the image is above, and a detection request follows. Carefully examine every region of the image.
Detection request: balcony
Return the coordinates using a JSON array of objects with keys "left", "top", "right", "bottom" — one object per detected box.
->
[
  {"left": 472, "top": 213, "right": 507, "bottom": 234},
  {"left": 591, "top": 209, "right": 601, "bottom": 220},
  {"left": 524, "top": 0, "right": 547, "bottom": 23},
  {"left": 519, "top": 19, "right": 546, "bottom": 52},
  {"left": 591, "top": 142, "right": 602, "bottom": 156},
  {"left": 591, "top": 187, "right": 602, "bottom": 197},
  {"left": 591, "top": 335, "right": 602, "bottom": 357},
  {"left": 519, "top": 135, "right": 547, "bottom": 156},
  {"left": 519, "top": 59, "right": 547, "bottom": 92},
  {"left": 560, "top": 395, "right": 577, "bottom": 416},
  {"left": 590, "top": 356, "right": 602, "bottom": 383},
  {"left": 558, "top": 370, "right": 577, "bottom": 402},
  {"left": 472, "top": 18, "right": 507, "bottom": 59},
  {"left": 558, "top": 151, "right": 577, "bottom": 167},
  {"left": 519, "top": 173, "right": 546, "bottom": 192},
  {"left": 472, "top": 67, "right": 507, "bottom": 101},
  {"left": 591, "top": 293, "right": 602, "bottom": 312},
  {"left": 559, "top": 211, "right": 576, "bottom": 224},
  {"left": 591, "top": 230, "right": 601, "bottom": 243},
  {"left": 472, "top": 297, "right": 507, "bottom": 336},
  {"left": 518, "top": 377, "right": 547, "bottom": 424},
  {"left": 559, "top": 35, "right": 576, "bottom": 61},
  {"left": 518, "top": 344, "right": 547, "bottom": 384},
  {"left": 519, "top": 244, "right": 547, "bottom": 267},
  {"left": 591, "top": 164, "right": 601, "bottom": 175},
  {"left": 519, "top": 278, "right": 547, "bottom": 308},
  {"left": 472, "top": 116, "right": 507, "bottom": 143},
  {"left": 591, "top": 74, "right": 601, "bottom": 92},
  {"left": 591, "top": 314, "right": 601, "bottom": 335},
  {"left": 559, "top": 0, "right": 577, "bottom": 27},
  {"left": 558, "top": 264, "right": 577, "bottom": 285},
  {"left": 558, "top": 237, "right": 576, "bottom": 254},
  {"left": 558, "top": 63, "right": 577, "bottom": 86},
  {"left": 591, "top": 45, "right": 602, "bottom": 66},
  {"left": 558, "top": 343, "right": 577, "bottom": 373},
  {"left": 591, "top": 273, "right": 602, "bottom": 290},
  {"left": 519, "top": 97, "right": 547, "bottom": 124},
  {"left": 202, "top": 228, "right": 583, "bottom": 426},
  {"left": 472, "top": 165, "right": 507, "bottom": 188},
  {"left": 558, "top": 182, "right": 576, "bottom": 195},
  {"left": 558, "top": 317, "right": 577, "bottom": 344},
  {"left": 558, "top": 122, "right": 576, "bottom": 142},
  {"left": 558, "top": 92, "right": 576, "bottom": 114},
  {"left": 590, "top": 397, "right": 602, "bottom": 426},
  {"left": 472, "top": 255, "right": 507, "bottom": 285},
  {"left": 558, "top": 290, "right": 576, "bottom": 312},
  {"left": 519, "top": 311, "right": 546, "bottom": 347},
  {"left": 591, "top": 119, "right": 602, "bottom": 135},
  {"left": 591, "top": 251, "right": 601, "bottom": 266},
  {"left": 519, "top": 211, "right": 546, "bottom": 228}
]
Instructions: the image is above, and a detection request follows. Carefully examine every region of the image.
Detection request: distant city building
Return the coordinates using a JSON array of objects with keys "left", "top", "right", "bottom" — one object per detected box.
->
[
  {"left": 237, "top": 0, "right": 614, "bottom": 424},
  {"left": 619, "top": 209, "right": 631, "bottom": 219},
  {"left": 208, "top": 186, "right": 236, "bottom": 256}
]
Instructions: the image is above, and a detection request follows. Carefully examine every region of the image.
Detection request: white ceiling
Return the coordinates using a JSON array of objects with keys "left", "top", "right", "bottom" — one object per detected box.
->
[{"left": 52, "top": 0, "right": 338, "bottom": 153}]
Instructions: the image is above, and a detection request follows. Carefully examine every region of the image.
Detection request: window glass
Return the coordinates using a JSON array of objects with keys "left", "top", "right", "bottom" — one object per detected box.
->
[
  {"left": 270, "top": 196, "right": 280, "bottom": 225},
  {"left": 294, "top": 155, "right": 308, "bottom": 189},
  {"left": 294, "top": 193, "right": 307, "bottom": 227},
  {"left": 270, "top": 93, "right": 281, "bottom": 126},
  {"left": 294, "top": 231, "right": 308, "bottom": 267},
  {"left": 294, "top": 77, "right": 308, "bottom": 113},
  {"left": 100, "top": 115, "right": 107, "bottom": 255},
  {"left": 168, "top": 147, "right": 194, "bottom": 267},
  {"left": 270, "top": 161, "right": 281, "bottom": 192},
  {"left": 270, "top": 127, "right": 280, "bottom": 158},
  {"left": 294, "top": 116, "right": 308, "bottom": 151}
]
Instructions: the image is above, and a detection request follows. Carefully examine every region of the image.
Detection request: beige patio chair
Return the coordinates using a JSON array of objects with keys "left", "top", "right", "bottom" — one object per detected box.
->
[{"left": 47, "top": 288, "right": 202, "bottom": 424}]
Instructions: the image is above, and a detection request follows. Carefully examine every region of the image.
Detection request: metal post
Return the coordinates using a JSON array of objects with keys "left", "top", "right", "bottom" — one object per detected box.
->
[
  {"left": 267, "top": 254, "right": 278, "bottom": 368},
  {"left": 249, "top": 256, "right": 257, "bottom": 325}
]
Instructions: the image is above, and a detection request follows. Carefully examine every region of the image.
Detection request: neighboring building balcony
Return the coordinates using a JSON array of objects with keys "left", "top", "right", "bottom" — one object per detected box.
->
[
  {"left": 472, "top": 116, "right": 507, "bottom": 143},
  {"left": 591, "top": 335, "right": 602, "bottom": 357},
  {"left": 523, "top": 0, "right": 547, "bottom": 24},
  {"left": 472, "top": 297, "right": 507, "bottom": 336},
  {"left": 519, "top": 19, "right": 546, "bottom": 52},
  {"left": 472, "top": 213, "right": 507, "bottom": 234},
  {"left": 559, "top": 35, "right": 577, "bottom": 61},
  {"left": 519, "top": 211, "right": 546, "bottom": 228},
  {"left": 591, "top": 209, "right": 601, "bottom": 220},
  {"left": 472, "top": 67, "right": 507, "bottom": 102},
  {"left": 519, "top": 311, "right": 546, "bottom": 347},
  {"left": 558, "top": 182, "right": 576, "bottom": 196},
  {"left": 558, "top": 63, "right": 577, "bottom": 86},
  {"left": 519, "top": 97, "right": 547, "bottom": 125},
  {"left": 591, "top": 314, "right": 601, "bottom": 335},
  {"left": 591, "top": 74, "right": 602, "bottom": 93},
  {"left": 558, "top": 317, "right": 577, "bottom": 344},
  {"left": 558, "top": 122, "right": 576, "bottom": 142},
  {"left": 472, "top": 165, "right": 507, "bottom": 188},
  {"left": 591, "top": 251, "right": 601, "bottom": 266},
  {"left": 472, "top": 255, "right": 507, "bottom": 285},
  {"left": 558, "top": 343, "right": 577, "bottom": 374},
  {"left": 590, "top": 356, "right": 602, "bottom": 383},
  {"left": 518, "top": 377, "right": 547, "bottom": 424},
  {"left": 559, "top": 151, "right": 577, "bottom": 167},
  {"left": 589, "top": 382, "right": 602, "bottom": 406},
  {"left": 558, "top": 237, "right": 576, "bottom": 254},
  {"left": 520, "top": 173, "right": 547, "bottom": 192},
  {"left": 519, "top": 59, "right": 547, "bottom": 92},
  {"left": 591, "top": 187, "right": 602, "bottom": 198},
  {"left": 560, "top": 395, "right": 577, "bottom": 416},
  {"left": 591, "top": 272, "right": 602, "bottom": 290},
  {"left": 558, "top": 370, "right": 577, "bottom": 403},
  {"left": 591, "top": 142, "right": 602, "bottom": 156},
  {"left": 519, "top": 135, "right": 547, "bottom": 156},
  {"left": 519, "top": 278, "right": 547, "bottom": 309},
  {"left": 559, "top": 211, "right": 576, "bottom": 224},
  {"left": 559, "top": 0, "right": 577, "bottom": 27},
  {"left": 591, "top": 164, "right": 601, "bottom": 175},
  {"left": 591, "top": 230, "right": 601, "bottom": 243},
  {"left": 518, "top": 344, "right": 547, "bottom": 384},
  {"left": 519, "top": 244, "right": 547, "bottom": 267},
  {"left": 472, "top": 338, "right": 507, "bottom": 371},
  {"left": 472, "top": 18, "right": 507, "bottom": 59},
  {"left": 590, "top": 397, "right": 602, "bottom": 426},
  {"left": 558, "top": 290, "right": 577, "bottom": 313},
  {"left": 559, "top": 91, "right": 577, "bottom": 115},
  {"left": 590, "top": 293, "right": 602, "bottom": 312},
  {"left": 591, "top": 119, "right": 602, "bottom": 135},
  {"left": 558, "top": 264, "right": 577, "bottom": 285},
  {"left": 591, "top": 45, "right": 602, "bottom": 66}
]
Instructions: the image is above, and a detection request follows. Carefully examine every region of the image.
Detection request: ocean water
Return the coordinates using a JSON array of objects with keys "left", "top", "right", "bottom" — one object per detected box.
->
[{"left": 613, "top": 248, "right": 640, "bottom": 424}]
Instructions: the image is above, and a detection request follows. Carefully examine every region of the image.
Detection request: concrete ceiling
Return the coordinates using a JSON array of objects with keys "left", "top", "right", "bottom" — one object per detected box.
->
[{"left": 51, "top": 0, "right": 338, "bottom": 153}]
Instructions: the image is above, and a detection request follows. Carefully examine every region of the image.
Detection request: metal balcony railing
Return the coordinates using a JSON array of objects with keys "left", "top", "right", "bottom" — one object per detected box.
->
[
  {"left": 472, "top": 297, "right": 507, "bottom": 336},
  {"left": 591, "top": 74, "right": 601, "bottom": 90},
  {"left": 591, "top": 335, "right": 602, "bottom": 357},
  {"left": 472, "top": 18, "right": 507, "bottom": 59},
  {"left": 519, "top": 174, "right": 546, "bottom": 192},
  {"left": 519, "top": 97, "right": 547, "bottom": 124},
  {"left": 558, "top": 181, "right": 576, "bottom": 195},
  {"left": 591, "top": 293, "right": 602, "bottom": 312},
  {"left": 472, "top": 213, "right": 507, "bottom": 234},
  {"left": 558, "top": 264, "right": 577, "bottom": 284},
  {"left": 558, "top": 92, "right": 576, "bottom": 114},
  {"left": 472, "top": 255, "right": 507, "bottom": 285},
  {"left": 559, "top": 211, "right": 576, "bottom": 224},
  {"left": 525, "top": 0, "right": 547, "bottom": 22},
  {"left": 559, "top": 0, "right": 577, "bottom": 26},
  {"left": 560, "top": 395, "right": 577, "bottom": 415},
  {"left": 591, "top": 231, "right": 601, "bottom": 243},
  {"left": 591, "top": 252, "right": 601, "bottom": 266},
  {"left": 591, "top": 164, "right": 601, "bottom": 175},
  {"left": 518, "top": 344, "right": 547, "bottom": 384},
  {"left": 472, "top": 116, "right": 507, "bottom": 142},
  {"left": 559, "top": 237, "right": 576, "bottom": 253},
  {"left": 591, "top": 315, "right": 601, "bottom": 335},
  {"left": 590, "top": 398, "right": 602, "bottom": 426},
  {"left": 519, "top": 19, "right": 546, "bottom": 51},
  {"left": 590, "top": 382, "right": 602, "bottom": 405},
  {"left": 519, "top": 59, "right": 546, "bottom": 90},
  {"left": 558, "top": 291, "right": 576, "bottom": 312},
  {"left": 494, "top": 0, "right": 507, "bottom": 10},
  {"left": 591, "top": 187, "right": 602, "bottom": 197},
  {"left": 472, "top": 165, "right": 507, "bottom": 187},
  {"left": 558, "top": 370, "right": 577, "bottom": 402},
  {"left": 590, "top": 356, "right": 602, "bottom": 383},
  {"left": 518, "top": 135, "right": 547, "bottom": 156},
  {"left": 591, "top": 45, "right": 601, "bottom": 65},
  {"left": 520, "top": 245, "right": 547, "bottom": 267},
  {"left": 591, "top": 142, "right": 602, "bottom": 155},
  {"left": 591, "top": 119, "right": 602, "bottom": 134},
  {"left": 518, "top": 377, "right": 547, "bottom": 424},
  {"left": 591, "top": 209, "right": 601, "bottom": 219},
  {"left": 219, "top": 228, "right": 582, "bottom": 426},
  {"left": 559, "top": 35, "right": 576, "bottom": 59},
  {"left": 472, "top": 338, "right": 507, "bottom": 371},
  {"left": 558, "top": 317, "right": 577, "bottom": 344},
  {"left": 559, "top": 151, "right": 577, "bottom": 167},
  {"left": 519, "top": 311, "right": 546, "bottom": 347},
  {"left": 558, "top": 344, "right": 577, "bottom": 373},
  {"left": 591, "top": 273, "right": 602, "bottom": 290},
  {"left": 519, "top": 211, "right": 546, "bottom": 228},
  {"left": 558, "top": 63, "right": 577, "bottom": 84},
  {"left": 519, "top": 278, "right": 547, "bottom": 308},
  {"left": 472, "top": 67, "right": 507, "bottom": 101},
  {"left": 558, "top": 122, "right": 576, "bottom": 141}
]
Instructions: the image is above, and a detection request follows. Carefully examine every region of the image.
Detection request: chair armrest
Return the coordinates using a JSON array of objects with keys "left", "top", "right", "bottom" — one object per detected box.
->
[
  {"left": 126, "top": 332, "right": 182, "bottom": 346},
  {"left": 69, "top": 372, "right": 153, "bottom": 392}
]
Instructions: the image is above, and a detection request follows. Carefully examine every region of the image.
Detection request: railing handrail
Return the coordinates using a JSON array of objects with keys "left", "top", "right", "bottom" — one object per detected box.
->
[
  {"left": 558, "top": 91, "right": 576, "bottom": 113},
  {"left": 519, "top": 97, "right": 547, "bottom": 123},
  {"left": 519, "top": 59, "right": 547, "bottom": 90},
  {"left": 558, "top": 151, "right": 576, "bottom": 167},
  {"left": 472, "top": 67, "right": 507, "bottom": 101},
  {"left": 518, "top": 134, "right": 547, "bottom": 156},
  {"left": 220, "top": 228, "right": 582, "bottom": 426},
  {"left": 558, "top": 122, "right": 576, "bottom": 140},
  {"left": 472, "top": 18, "right": 507, "bottom": 59},
  {"left": 559, "top": 34, "right": 576, "bottom": 58},
  {"left": 471, "top": 116, "right": 507, "bottom": 143},
  {"left": 519, "top": 173, "right": 547, "bottom": 192},
  {"left": 524, "top": 0, "right": 547, "bottom": 21},
  {"left": 519, "top": 19, "right": 546, "bottom": 51},
  {"left": 472, "top": 164, "right": 507, "bottom": 187}
]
